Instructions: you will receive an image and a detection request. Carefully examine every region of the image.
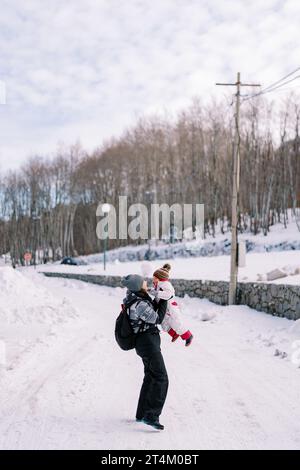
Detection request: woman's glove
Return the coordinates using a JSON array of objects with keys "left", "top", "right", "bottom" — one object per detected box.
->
[{"left": 156, "top": 287, "right": 174, "bottom": 301}]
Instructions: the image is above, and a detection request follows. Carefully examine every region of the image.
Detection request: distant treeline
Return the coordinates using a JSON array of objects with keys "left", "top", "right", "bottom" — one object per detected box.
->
[{"left": 0, "top": 96, "right": 299, "bottom": 266}]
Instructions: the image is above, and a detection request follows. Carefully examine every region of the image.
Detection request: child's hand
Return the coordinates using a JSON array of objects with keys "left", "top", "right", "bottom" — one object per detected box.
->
[{"left": 148, "top": 287, "right": 157, "bottom": 296}]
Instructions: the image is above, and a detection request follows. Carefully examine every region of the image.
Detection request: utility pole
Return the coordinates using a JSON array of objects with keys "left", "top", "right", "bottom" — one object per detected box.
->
[{"left": 216, "top": 73, "right": 260, "bottom": 304}]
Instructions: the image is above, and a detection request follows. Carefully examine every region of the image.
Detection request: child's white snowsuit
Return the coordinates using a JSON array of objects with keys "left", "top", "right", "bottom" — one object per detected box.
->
[{"left": 152, "top": 280, "right": 188, "bottom": 336}]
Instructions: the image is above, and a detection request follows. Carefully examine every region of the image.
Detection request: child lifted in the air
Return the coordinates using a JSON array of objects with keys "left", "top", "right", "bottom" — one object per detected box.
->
[{"left": 151, "top": 263, "right": 193, "bottom": 347}]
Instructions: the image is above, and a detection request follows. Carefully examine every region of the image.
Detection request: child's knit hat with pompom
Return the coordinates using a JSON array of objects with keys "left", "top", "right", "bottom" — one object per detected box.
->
[{"left": 153, "top": 263, "right": 171, "bottom": 280}]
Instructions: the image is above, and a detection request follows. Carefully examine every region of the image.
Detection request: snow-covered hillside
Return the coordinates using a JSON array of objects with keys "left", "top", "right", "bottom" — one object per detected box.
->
[
  {"left": 83, "top": 213, "right": 300, "bottom": 264},
  {"left": 0, "top": 270, "right": 300, "bottom": 450}
]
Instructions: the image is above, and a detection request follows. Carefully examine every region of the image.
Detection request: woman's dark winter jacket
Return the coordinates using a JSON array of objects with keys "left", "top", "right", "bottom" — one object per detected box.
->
[{"left": 123, "top": 290, "right": 167, "bottom": 334}]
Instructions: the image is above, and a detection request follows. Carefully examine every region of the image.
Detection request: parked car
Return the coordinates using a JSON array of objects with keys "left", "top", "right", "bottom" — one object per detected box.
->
[{"left": 60, "top": 257, "right": 88, "bottom": 266}]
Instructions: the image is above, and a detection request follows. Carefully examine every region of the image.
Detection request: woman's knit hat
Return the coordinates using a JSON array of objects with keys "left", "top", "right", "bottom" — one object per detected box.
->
[
  {"left": 122, "top": 274, "right": 144, "bottom": 292},
  {"left": 153, "top": 263, "right": 171, "bottom": 280}
]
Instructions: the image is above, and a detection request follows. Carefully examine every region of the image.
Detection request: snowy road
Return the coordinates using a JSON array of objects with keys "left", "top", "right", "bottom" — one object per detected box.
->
[{"left": 1, "top": 273, "right": 300, "bottom": 450}]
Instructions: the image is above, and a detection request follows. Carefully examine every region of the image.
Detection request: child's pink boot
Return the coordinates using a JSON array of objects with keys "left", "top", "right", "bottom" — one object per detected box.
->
[
  {"left": 168, "top": 328, "right": 179, "bottom": 342},
  {"left": 181, "top": 330, "right": 193, "bottom": 347}
]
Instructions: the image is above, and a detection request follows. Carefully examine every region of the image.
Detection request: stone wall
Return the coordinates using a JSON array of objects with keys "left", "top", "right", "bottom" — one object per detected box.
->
[
  {"left": 237, "top": 282, "right": 300, "bottom": 320},
  {"left": 43, "top": 272, "right": 300, "bottom": 320}
]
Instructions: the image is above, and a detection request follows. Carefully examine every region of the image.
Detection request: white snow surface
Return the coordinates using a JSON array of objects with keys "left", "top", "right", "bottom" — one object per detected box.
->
[
  {"left": 40, "top": 250, "right": 300, "bottom": 285},
  {"left": 0, "top": 271, "right": 300, "bottom": 450}
]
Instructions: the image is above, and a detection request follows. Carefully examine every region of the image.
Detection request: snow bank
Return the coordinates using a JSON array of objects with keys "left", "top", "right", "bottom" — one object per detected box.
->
[{"left": 0, "top": 267, "right": 78, "bottom": 324}]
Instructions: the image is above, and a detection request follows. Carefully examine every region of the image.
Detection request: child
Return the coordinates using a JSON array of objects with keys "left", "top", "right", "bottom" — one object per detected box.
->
[{"left": 151, "top": 263, "right": 193, "bottom": 347}]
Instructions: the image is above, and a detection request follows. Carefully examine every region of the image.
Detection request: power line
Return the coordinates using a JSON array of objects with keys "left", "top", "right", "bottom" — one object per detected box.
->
[
  {"left": 258, "top": 84, "right": 300, "bottom": 95},
  {"left": 242, "top": 66, "right": 300, "bottom": 102},
  {"left": 259, "top": 74, "right": 300, "bottom": 96},
  {"left": 242, "top": 86, "right": 300, "bottom": 100},
  {"left": 242, "top": 75, "right": 300, "bottom": 102},
  {"left": 259, "top": 65, "right": 300, "bottom": 94}
]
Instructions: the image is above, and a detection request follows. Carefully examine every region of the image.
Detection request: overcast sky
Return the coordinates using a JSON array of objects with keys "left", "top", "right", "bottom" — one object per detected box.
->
[{"left": 0, "top": 0, "right": 299, "bottom": 170}]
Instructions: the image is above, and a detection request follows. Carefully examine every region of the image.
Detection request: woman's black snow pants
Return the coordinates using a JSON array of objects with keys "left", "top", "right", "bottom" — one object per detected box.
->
[{"left": 135, "top": 330, "right": 169, "bottom": 422}]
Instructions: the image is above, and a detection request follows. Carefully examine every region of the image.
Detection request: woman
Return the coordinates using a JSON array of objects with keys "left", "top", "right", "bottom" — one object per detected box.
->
[{"left": 122, "top": 274, "right": 168, "bottom": 431}]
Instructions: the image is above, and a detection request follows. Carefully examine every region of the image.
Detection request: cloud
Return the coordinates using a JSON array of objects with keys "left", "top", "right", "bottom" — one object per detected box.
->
[{"left": 0, "top": 0, "right": 300, "bottom": 169}]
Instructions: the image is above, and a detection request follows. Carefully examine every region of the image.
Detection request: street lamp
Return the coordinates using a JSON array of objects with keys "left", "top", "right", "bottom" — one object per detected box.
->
[{"left": 102, "top": 203, "right": 110, "bottom": 271}]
